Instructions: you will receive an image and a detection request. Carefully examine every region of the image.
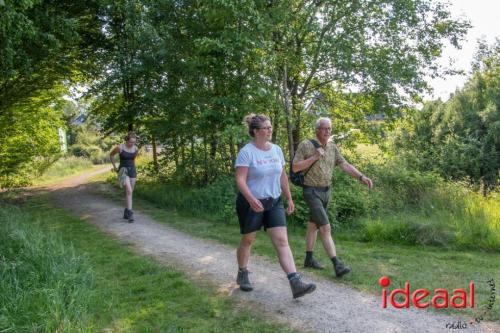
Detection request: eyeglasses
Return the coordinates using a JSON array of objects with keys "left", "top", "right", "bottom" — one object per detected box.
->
[
  {"left": 258, "top": 126, "right": 273, "bottom": 131},
  {"left": 318, "top": 127, "right": 331, "bottom": 131}
]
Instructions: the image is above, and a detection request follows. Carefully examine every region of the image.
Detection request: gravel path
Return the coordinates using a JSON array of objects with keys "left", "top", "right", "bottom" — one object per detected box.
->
[{"left": 45, "top": 168, "right": 497, "bottom": 333}]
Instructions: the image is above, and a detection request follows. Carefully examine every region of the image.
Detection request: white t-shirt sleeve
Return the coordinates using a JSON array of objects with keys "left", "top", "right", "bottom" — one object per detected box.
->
[{"left": 235, "top": 147, "right": 251, "bottom": 168}]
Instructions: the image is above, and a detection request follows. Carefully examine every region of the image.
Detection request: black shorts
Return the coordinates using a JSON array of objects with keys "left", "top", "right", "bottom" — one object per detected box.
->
[
  {"left": 236, "top": 192, "right": 286, "bottom": 234},
  {"left": 119, "top": 166, "right": 137, "bottom": 178}
]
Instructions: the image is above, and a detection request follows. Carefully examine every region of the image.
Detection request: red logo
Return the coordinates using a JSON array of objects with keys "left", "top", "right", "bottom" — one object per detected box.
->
[{"left": 379, "top": 276, "right": 475, "bottom": 309}]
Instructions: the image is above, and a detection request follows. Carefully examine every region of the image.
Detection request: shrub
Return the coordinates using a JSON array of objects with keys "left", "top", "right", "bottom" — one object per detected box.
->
[
  {"left": 129, "top": 157, "right": 499, "bottom": 250},
  {"left": 369, "top": 162, "right": 441, "bottom": 212},
  {"left": 135, "top": 175, "right": 239, "bottom": 225},
  {"left": 69, "top": 144, "right": 108, "bottom": 164}
]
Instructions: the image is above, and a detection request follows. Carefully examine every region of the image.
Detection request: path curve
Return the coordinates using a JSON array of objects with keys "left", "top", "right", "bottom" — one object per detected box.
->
[{"left": 45, "top": 169, "right": 497, "bottom": 333}]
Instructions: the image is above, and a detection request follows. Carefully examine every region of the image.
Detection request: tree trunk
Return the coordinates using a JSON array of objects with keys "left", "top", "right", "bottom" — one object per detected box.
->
[
  {"left": 272, "top": 91, "right": 280, "bottom": 143},
  {"left": 190, "top": 136, "right": 195, "bottom": 176},
  {"left": 229, "top": 136, "right": 236, "bottom": 172},
  {"left": 292, "top": 95, "right": 302, "bottom": 152},
  {"left": 174, "top": 143, "right": 178, "bottom": 168},
  {"left": 152, "top": 134, "right": 158, "bottom": 173},
  {"left": 229, "top": 135, "right": 236, "bottom": 162},
  {"left": 210, "top": 133, "right": 218, "bottom": 161},
  {"left": 203, "top": 136, "right": 209, "bottom": 185},
  {"left": 283, "top": 66, "right": 295, "bottom": 161}
]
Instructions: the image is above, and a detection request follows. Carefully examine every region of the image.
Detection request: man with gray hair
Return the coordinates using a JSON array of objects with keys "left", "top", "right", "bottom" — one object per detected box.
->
[{"left": 292, "top": 117, "right": 373, "bottom": 277}]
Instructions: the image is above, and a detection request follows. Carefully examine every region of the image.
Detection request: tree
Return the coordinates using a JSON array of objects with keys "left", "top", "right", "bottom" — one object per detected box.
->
[
  {"left": 0, "top": 87, "right": 65, "bottom": 187},
  {"left": 393, "top": 40, "right": 500, "bottom": 195},
  {"left": 2, "top": 0, "right": 461, "bottom": 186},
  {"left": 0, "top": 0, "right": 102, "bottom": 114},
  {"left": 0, "top": 1, "right": 103, "bottom": 187},
  {"left": 264, "top": 0, "right": 470, "bottom": 158}
]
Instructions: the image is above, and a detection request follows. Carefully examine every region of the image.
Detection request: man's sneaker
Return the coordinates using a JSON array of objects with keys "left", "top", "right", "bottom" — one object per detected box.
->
[
  {"left": 334, "top": 259, "right": 350, "bottom": 277},
  {"left": 236, "top": 268, "right": 253, "bottom": 291},
  {"left": 289, "top": 274, "right": 316, "bottom": 299},
  {"left": 304, "top": 257, "right": 325, "bottom": 270}
]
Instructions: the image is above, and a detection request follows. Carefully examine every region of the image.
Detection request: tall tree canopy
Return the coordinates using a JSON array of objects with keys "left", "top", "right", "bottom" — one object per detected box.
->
[
  {"left": 0, "top": 0, "right": 102, "bottom": 186},
  {"left": 85, "top": 0, "right": 469, "bottom": 184},
  {"left": 0, "top": 0, "right": 102, "bottom": 112},
  {"left": 1, "top": 0, "right": 471, "bottom": 187}
]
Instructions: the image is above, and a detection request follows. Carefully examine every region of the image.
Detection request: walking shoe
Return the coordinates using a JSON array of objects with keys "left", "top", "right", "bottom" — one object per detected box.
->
[
  {"left": 304, "top": 257, "right": 325, "bottom": 270},
  {"left": 289, "top": 274, "right": 316, "bottom": 299},
  {"left": 334, "top": 259, "right": 350, "bottom": 277},
  {"left": 127, "top": 209, "right": 134, "bottom": 223},
  {"left": 236, "top": 268, "right": 253, "bottom": 291},
  {"left": 123, "top": 208, "right": 129, "bottom": 219}
]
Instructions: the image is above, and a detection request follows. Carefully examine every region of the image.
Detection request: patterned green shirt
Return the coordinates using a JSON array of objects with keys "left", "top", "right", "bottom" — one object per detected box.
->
[{"left": 293, "top": 138, "right": 346, "bottom": 187}]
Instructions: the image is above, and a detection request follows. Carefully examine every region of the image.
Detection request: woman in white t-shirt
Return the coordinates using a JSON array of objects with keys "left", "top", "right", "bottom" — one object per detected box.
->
[{"left": 234, "top": 114, "right": 316, "bottom": 299}]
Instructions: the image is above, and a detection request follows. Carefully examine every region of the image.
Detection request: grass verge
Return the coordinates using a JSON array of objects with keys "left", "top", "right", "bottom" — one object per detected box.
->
[
  {"left": 0, "top": 194, "right": 298, "bottom": 333},
  {"left": 34, "top": 157, "right": 97, "bottom": 186}
]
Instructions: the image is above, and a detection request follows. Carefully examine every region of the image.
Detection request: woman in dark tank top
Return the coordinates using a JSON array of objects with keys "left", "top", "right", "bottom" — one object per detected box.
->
[{"left": 110, "top": 132, "right": 139, "bottom": 222}]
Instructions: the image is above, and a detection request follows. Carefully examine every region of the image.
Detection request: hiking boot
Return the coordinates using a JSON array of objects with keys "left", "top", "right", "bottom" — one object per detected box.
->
[
  {"left": 334, "top": 259, "right": 350, "bottom": 277},
  {"left": 123, "top": 208, "right": 134, "bottom": 222},
  {"left": 236, "top": 268, "right": 253, "bottom": 292},
  {"left": 127, "top": 210, "right": 134, "bottom": 223},
  {"left": 304, "top": 257, "right": 325, "bottom": 270},
  {"left": 289, "top": 274, "right": 316, "bottom": 299}
]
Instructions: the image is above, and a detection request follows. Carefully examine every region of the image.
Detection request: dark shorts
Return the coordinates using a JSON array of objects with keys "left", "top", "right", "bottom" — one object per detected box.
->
[
  {"left": 236, "top": 192, "right": 286, "bottom": 234},
  {"left": 120, "top": 166, "right": 137, "bottom": 179},
  {"left": 303, "top": 186, "right": 331, "bottom": 226}
]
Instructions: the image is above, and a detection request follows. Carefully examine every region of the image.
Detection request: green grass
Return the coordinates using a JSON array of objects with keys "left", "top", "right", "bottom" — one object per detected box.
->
[
  {"left": 34, "top": 156, "right": 95, "bottom": 186},
  {"left": 91, "top": 172, "right": 500, "bottom": 322},
  {"left": 0, "top": 195, "right": 298, "bottom": 333},
  {"left": 0, "top": 203, "right": 94, "bottom": 332}
]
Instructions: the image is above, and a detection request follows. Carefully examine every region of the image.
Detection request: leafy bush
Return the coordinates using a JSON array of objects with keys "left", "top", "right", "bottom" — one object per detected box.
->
[
  {"left": 67, "top": 123, "right": 117, "bottom": 165},
  {"left": 368, "top": 162, "right": 441, "bottom": 212},
  {"left": 128, "top": 155, "right": 499, "bottom": 250},
  {"left": 70, "top": 143, "right": 102, "bottom": 158},
  {"left": 134, "top": 175, "right": 239, "bottom": 225},
  {"left": 0, "top": 105, "right": 63, "bottom": 188}
]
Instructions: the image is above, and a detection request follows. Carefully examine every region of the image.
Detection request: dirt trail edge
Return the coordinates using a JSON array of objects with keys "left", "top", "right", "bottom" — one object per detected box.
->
[{"left": 45, "top": 168, "right": 497, "bottom": 333}]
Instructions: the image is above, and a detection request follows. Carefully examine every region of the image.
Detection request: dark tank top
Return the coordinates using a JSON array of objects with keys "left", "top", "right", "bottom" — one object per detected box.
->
[{"left": 118, "top": 145, "right": 138, "bottom": 168}]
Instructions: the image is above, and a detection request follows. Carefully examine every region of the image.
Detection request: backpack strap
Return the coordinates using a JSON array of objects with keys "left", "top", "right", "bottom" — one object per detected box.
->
[
  {"left": 303, "top": 139, "right": 321, "bottom": 177},
  {"left": 309, "top": 139, "right": 321, "bottom": 149}
]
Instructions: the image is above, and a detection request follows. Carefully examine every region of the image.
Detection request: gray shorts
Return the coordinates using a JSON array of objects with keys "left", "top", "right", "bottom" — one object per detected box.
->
[{"left": 303, "top": 186, "right": 331, "bottom": 226}]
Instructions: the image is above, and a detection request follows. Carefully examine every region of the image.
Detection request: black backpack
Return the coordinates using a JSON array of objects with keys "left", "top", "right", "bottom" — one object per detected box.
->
[{"left": 289, "top": 139, "right": 321, "bottom": 187}]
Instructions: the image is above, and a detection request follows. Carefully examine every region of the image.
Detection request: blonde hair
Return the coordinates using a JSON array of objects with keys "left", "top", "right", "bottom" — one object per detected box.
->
[
  {"left": 124, "top": 131, "right": 137, "bottom": 142},
  {"left": 243, "top": 114, "right": 270, "bottom": 137}
]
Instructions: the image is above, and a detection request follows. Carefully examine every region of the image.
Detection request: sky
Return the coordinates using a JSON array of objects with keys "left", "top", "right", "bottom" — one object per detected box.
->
[{"left": 426, "top": 0, "right": 500, "bottom": 101}]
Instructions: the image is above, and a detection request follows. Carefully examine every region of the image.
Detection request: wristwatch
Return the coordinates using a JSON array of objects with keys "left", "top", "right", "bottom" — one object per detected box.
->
[{"left": 358, "top": 174, "right": 364, "bottom": 181}]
